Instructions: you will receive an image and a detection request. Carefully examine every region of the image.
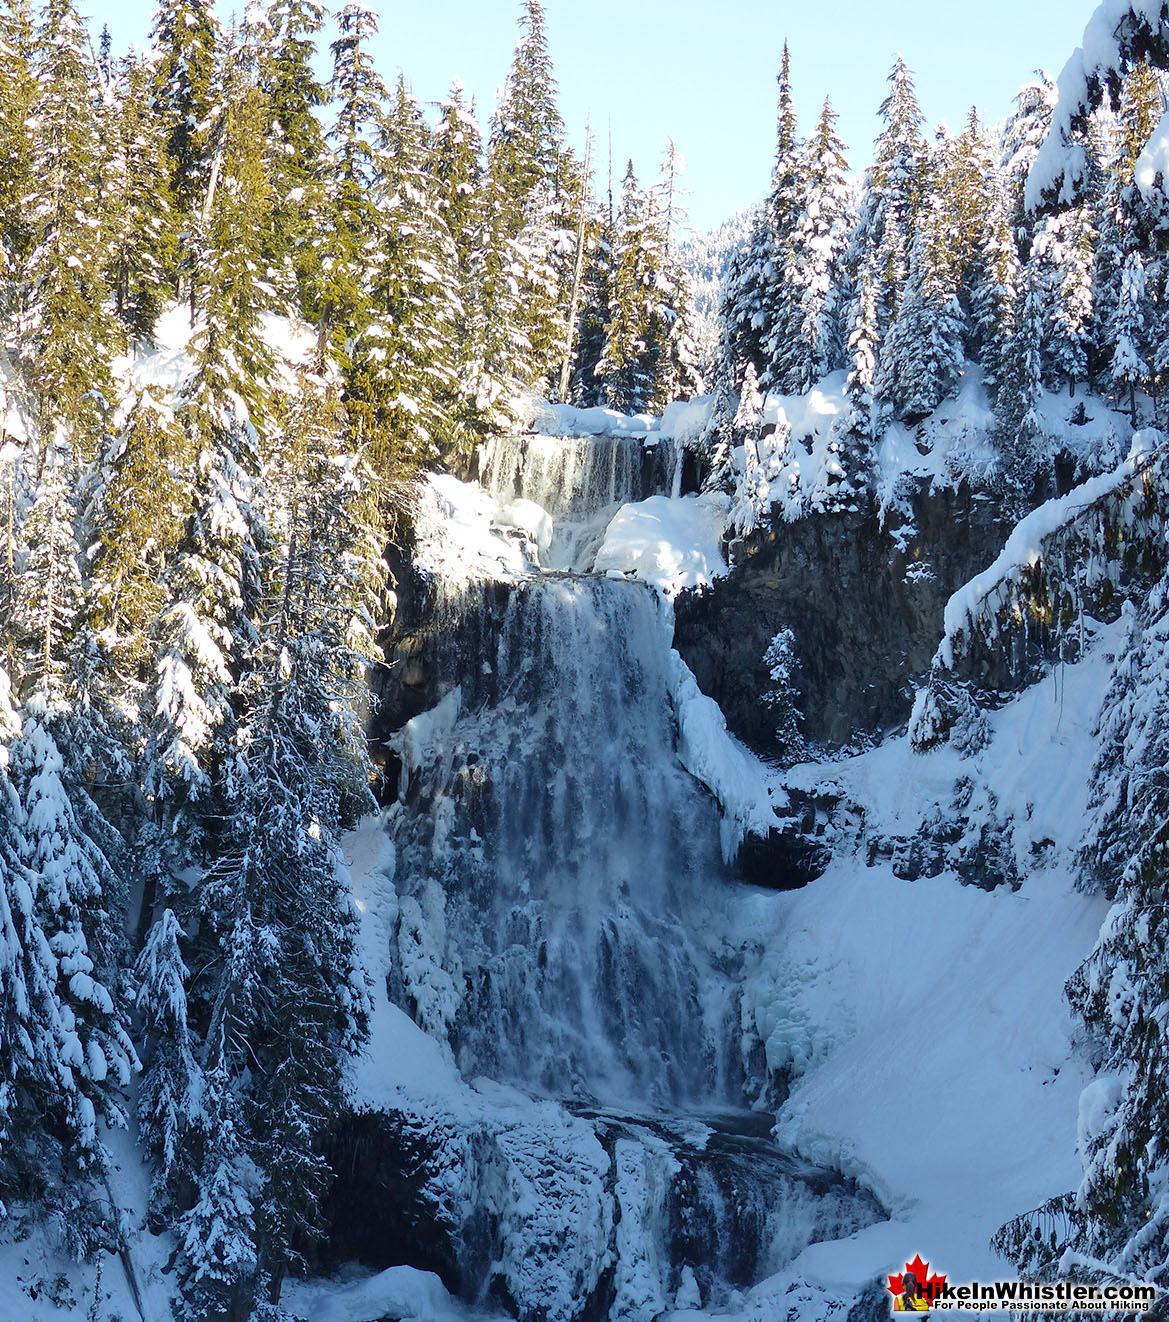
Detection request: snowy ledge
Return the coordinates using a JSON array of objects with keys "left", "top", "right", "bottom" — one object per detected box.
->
[{"left": 934, "top": 429, "right": 1167, "bottom": 672}]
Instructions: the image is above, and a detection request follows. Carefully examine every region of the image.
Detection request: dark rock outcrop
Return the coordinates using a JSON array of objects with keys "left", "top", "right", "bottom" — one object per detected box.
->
[{"left": 673, "top": 480, "right": 1011, "bottom": 752}]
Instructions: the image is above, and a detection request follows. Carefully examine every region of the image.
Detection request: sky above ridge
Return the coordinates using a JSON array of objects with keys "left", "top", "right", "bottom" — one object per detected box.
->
[{"left": 86, "top": 0, "right": 1098, "bottom": 234}]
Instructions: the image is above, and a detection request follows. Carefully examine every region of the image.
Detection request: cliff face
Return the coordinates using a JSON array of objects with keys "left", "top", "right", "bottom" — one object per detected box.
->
[{"left": 672, "top": 480, "right": 1012, "bottom": 752}]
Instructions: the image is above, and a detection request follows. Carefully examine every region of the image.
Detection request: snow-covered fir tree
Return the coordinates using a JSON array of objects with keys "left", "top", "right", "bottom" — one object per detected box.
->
[
  {"left": 767, "top": 97, "right": 852, "bottom": 393},
  {"left": 848, "top": 55, "right": 928, "bottom": 340}
]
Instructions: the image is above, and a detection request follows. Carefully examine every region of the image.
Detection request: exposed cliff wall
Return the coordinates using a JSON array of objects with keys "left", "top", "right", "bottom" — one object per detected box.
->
[{"left": 672, "top": 480, "right": 1013, "bottom": 751}]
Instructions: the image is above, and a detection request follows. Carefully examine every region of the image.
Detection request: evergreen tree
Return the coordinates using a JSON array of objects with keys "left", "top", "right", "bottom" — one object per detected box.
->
[
  {"left": 316, "top": 1, "right": 386, "bottom": 378},
  {"left": 105, "top": 53, "right": 177, "bottom": 340},
  {"left": 761, "top": 627, "right": 807, "bottom": 766},
  {"left": 0, "top": 666, "right": 133, "bottom": 1229},
  {"left": 848, "top": 55, "right": 928, "bottom": 339},
  {"left": 150, "top": 0, "right": 218, "bottom": 226},
  {"left": 698, "top": 327, "right": 740, "bottom": 492},
  {"left": 723, "top": 42, "right": 802, "bottom": 383},
  {"left": 349, "top": 76, "right": 462, "bottom": 471},
  {"left": 0, "top": 0, "right": 36, "bottom": 321},
  {"left": 1111, "top": 248, "right": 1151, "bottom": 424},
  {"left": 837, "top": 265, "right": 880, "bottom": 502},
  {"left": 246, "top": 0, "right": 331, "bottom": 316},
  {"left": 432, "top": 80, "right": 484, "bottom": 280},
  {"left": 595, "top": 161, "right": 660, "bottom": 412},
  {"left": 18, "top": 0, "right": 120, "bottom": 449},
  {"left": 136, "top": 907, "right": 204, "bottom": 1220},
  {"left": 876, "top": 193, "right": 966, "bottom": 421},
  {"left": 481, "top": 0, "right": 574, "bottom": 396},
  {"left": 994, "top": 267, "right": 1048, "bottom": 498},
  {"left": 999, "top": 72, "right": 1057, "bottom": 246},
  {"left": 769, "top": 97, "right": 851, "bottom": 393},
  {"left": 1032, "top": 205, "right": 1096, "bottom": 395}
]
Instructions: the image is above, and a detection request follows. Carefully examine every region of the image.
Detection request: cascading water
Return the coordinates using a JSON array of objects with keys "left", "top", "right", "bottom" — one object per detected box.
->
[
  {"left": 365, "top": 432, "right": 885, "bottom": 1320},
  {"left": 479, "top": 431, "right": 684, "bottom": 570},
  {"left": 392, "top": 576, "right": 734, "bottom": 1107}
]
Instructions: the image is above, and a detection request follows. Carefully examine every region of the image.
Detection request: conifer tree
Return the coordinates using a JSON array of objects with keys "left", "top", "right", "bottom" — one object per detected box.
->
[
  {"left": 699, "top": 329, "right": 741, "bottom": 492},
  {"left": 723, "top": 42, "right": 802, "bottom": 382},
  {"left": 995, "top": 268, "right": 1048, "bottom": 498},
  {"left": 769, "top": 97, "right": 851, "bottom": 393},
  {"left": 105, "top": 53, "right": 177, "bottom": 341},
  {"left": 0, "top": 0, "right": 36, "bottom": 317},
  {"left": 837, "top": 266, "right": 880, "bottom": 501},
  {"left": 349, "top": 76, "right": 462, "bottom": 471},
  {"left": 849, "top": 55, "right": 928, "bottom": 338},
  {"left": 762, "top": 628, "right": 807, "bottom": 765},
  {"left": 316, "top": 1, "right": 385, "bottom": 378},
  {"left": 136, "top": 907, "right": 205, "bottom": 1220},
  {"left": 1032, "top": 206, "right": 1095, "bottom": 394},
  {"left": 1111, "top": 248, "right": 1151, "bottom": 424},
  {"left": 595, "top": 161, "right": 658, "bottom": 412},
  {"left": 432, "top": 80, "right": 485, "bottom": 280},
  {"left": 18, "top": 0, "right": 120, "bottom": 450},
  {"left": 246, "top": 0, "right": 331, "bottom": 314},
  {"left": 0, "top": 667, "right": 133, "bottom": 1229},
  {"left": 876, "top": 193, "right": 966, "bottom": 421},
  {"left": 480, "top": 0, "right": 573, "bottom": 397},
  {"left": 180, "top": 391, "right": 374, "bottom": 1312},
  {"left": 1000, "top": 72, "right": 1057, "bottom": 245},
  {"left": 150, "top": 0, "right": 218, "bottom": 226}
]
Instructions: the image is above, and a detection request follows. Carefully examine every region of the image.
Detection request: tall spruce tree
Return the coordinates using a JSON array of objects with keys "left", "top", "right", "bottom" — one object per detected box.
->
[
  {"left": 848, "top": 55, "right": 928, "bottom": 339},
  {"left": 769, "top": 97, "right": 851, "bottom": 393},
  {"left": 18, "top": 0, "right": 120, "bottom": 450},
  {"left": 722, "top": 42, "right": 802, "bottom": 383}
]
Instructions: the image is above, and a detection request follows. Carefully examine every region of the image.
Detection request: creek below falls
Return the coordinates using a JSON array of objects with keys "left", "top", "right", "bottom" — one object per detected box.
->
[{"left": 345, "top": 431, "right": 887, "bottom": 1320}]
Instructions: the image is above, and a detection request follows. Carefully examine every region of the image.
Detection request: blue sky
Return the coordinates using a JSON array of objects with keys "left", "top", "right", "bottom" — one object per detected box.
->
[{"left": 86, "top": 0, "right": 1097, "bottom": 233}]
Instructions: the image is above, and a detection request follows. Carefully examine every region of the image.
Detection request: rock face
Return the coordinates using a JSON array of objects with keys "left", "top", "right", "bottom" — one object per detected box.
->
[{"left": 673, "top": 480, "right": 1012, "bottom": 751}]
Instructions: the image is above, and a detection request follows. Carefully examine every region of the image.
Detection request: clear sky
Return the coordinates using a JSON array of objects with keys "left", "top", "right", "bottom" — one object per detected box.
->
[{"left": 85, "top": 0, "right": 1098, "bottom": 233}]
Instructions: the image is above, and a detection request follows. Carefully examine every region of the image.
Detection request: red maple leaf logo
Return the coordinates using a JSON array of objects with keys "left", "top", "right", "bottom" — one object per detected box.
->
[{"left": 887, "top": 1254, "right": 948, "bottom": 1304}]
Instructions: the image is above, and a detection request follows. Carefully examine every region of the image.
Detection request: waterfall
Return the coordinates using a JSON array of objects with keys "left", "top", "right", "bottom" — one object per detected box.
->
[
  {"left": 364, "top": 434, "right": 886, "bottom": 1320},
  {"left": 478, "top": 432, "right": 685, "bottom": 571},
  {"left": 390, "top": 576, "right": 735, "bottom": 1106}
]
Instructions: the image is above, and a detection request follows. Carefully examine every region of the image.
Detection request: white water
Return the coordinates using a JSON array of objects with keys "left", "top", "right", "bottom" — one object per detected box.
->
[
  {"left": 479, "top": 432, "right": 684, "bottom": 570},
  {"left": 392, "top": 577, "right": 736, "bottom": 1107}
]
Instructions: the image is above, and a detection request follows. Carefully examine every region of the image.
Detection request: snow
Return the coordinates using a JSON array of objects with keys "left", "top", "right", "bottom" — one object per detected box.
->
[
  {"left": 668, "top": 646, "right": 783, "bottom": 859},
  {"left": 1135, "top": 105, "right": 1169, "bottom": 201},
  {"left": 342, "top": 818, "right": 464, "bottom": 1105},
  {"left": 721, "top": 626, "right": 1118, "bottom": 1320},
  {"left": 410, "top": 472, "right": 531, "bottom": 584},
  {"left": 594, "top": 492, "right": 729, "bottom": 595},
  {"left": 523, "top": 397, "right": 657, "bottom": 438},
  {"left": 282, "top": 1265, "right": 473, "bottom": 1322},
  {"left": 1026, "top": 0, "right": 1165, "bottom": 209}
]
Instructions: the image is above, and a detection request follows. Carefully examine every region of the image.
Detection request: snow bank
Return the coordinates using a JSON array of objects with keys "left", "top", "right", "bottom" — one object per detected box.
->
[
  {"left": 728, "top": 633, "right": 1115, "bottom": 1316},
  {"left": 525, "top": 398, "right": 657, "bottom": 438},
  {"left": 1026, "top": 0, "right": 1166, "bottom": 209},
  {"left": 1136, "top": 104, "right": 1169, "bottom": 202},
  {"left": 410, "top": 472, "right": 532, "bottom": 584},
  {"left": 594, "top": 492, "right": 730, "bottom": 596},
  {"left": 514, "top": 394, "right": 715, "bottom": 445},
  {"left": 282, "top": 1265, "right": 470, "bottom": 1322}
]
